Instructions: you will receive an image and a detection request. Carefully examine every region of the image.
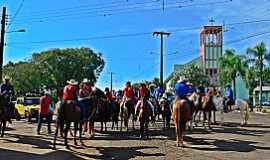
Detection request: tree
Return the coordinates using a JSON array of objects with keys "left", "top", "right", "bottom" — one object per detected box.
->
[
  {"left": 246, "top": 42, "right": 270, "bottom": 108},
  {"left": 3, "top": 47, "right": 105, "bottom": 95},
  {"left": 219, "top": 49, "right": 247, "bottom": 96},
  {"left": 172, "top": 64, "right": 208, "bottom": 87}
]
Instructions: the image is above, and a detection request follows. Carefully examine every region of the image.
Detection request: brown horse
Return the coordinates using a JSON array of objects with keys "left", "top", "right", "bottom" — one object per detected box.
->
[
  {"left": 120, "top": 98, "right": 136, "bottom": 132},
  {"left": 138, "top": 98, "right": 151, "bottom": 139},
  {"left": 0, "top": 94, "right": 13, "bottom": 137},
  {"left": 172, "top": 98, "right": 191, "bottom": 147},
  {"left": 53, "top": 100, "right": 81, "bottom": 150}
]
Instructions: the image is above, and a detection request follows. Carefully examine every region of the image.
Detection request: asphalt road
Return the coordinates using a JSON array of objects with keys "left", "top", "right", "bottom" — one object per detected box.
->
[{"left": 0, "top": 111, "right": 270, "bottom": 160}]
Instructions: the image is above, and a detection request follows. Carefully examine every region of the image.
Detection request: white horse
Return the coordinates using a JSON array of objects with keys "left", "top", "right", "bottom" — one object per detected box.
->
[{"left": 213, "top": 96, "right": 249, "bottom": 126}]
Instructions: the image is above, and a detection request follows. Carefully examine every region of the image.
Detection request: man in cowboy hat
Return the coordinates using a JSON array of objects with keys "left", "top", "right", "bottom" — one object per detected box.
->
[
  {"left": 78, "top": 78, "right": 92, "bottom": 133},
  {"left": 62, "top": 79, "right": 78, "bottom": 102},
  {"left": 0, "top": 75, "right": 15, "bottom": 123}
]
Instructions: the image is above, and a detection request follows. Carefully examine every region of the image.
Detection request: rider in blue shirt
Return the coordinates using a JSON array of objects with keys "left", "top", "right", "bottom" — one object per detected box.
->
[
  {"left": 154, "top": 86, "right": 165, "bottom": 100},
  {"left": 224, "top": 84, "right": 234, "bottom": 112},
  {"left": 175, "top": 79, "right": 189, "bottom": 99}
]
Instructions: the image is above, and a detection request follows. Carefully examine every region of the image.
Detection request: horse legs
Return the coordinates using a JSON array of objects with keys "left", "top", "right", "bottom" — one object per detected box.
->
[
  {"left": 139, "top": 120, "right": 144, "bottom": 140},
  {"left": 213, "top": 111, "right": 217, "bottom": 124},
  {"left": 105, "top": 122, "right": 107, "bottom": 132},
  {"left": 74, "top": 122, "right": 78, "bottom": 146},
  {"left": 100, "top": 122, "right": 103, "bottom": 132},
  {"left": 208, "top": 111, "right": 212, "bottom": 130},
  {"left": 64, "top": 122, "right": 71, "bottom": 149},
  {"left": 1, "top": 121, "right": 6, "bottom": 137},
  {"left": 53, "top": 122, "right": 59, "bottom": 150}
]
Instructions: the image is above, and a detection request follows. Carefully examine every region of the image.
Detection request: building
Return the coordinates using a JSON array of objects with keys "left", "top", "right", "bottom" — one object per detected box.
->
[
  {"left": 165, "top": 24, "right": 223, "bottom": 90},
  {"left": 253, "top": 86, "right": 270, "bottom": 108},
  {"left": 200, "top": 25, "right": 223, "bottom": 86}
]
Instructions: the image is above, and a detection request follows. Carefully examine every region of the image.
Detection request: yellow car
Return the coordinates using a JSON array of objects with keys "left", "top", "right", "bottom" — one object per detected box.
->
[{"left": 15, "top": 96, "right": 40, "bottom": 122}]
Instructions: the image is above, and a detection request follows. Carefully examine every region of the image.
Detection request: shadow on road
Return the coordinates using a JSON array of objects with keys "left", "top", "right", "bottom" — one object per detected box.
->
[{"left": 184, "top": 136, "right": 270, "bottom": 152}]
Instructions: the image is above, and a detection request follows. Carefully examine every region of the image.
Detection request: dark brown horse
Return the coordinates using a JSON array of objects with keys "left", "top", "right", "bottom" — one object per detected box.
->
[
  {"left": 172, "top": 98, "right": 191, "bottom": 147},
  {"left": 159, "top": 97, "right": 171, "bottom": 129},
  {"left": 0, "top": 94, "right": 13, "bottom": 137},
  {"left": 138, "top": 98, "right": 151, "bottom": 139},
  {"left": 120, "top": 98, "right": 136, "bottom": 132},
  {"left": 53, "top": 100, "right": 81, "bottom": 150},
  {"left": 111, "top": 99, "right": 120, "bottom": 130}
]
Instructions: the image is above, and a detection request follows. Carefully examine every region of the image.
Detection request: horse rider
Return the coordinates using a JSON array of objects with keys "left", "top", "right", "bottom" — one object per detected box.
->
[
  {"left": 154, "top": 85, "right": 165, "bottom": 101},
  {"left": 175, "top": 78, "right": 189, "bottom": 100},
  {"left": 105, "top": 87, "right": 115, "bottom": 111},
  {"left": 37, "top": 90, "right": 52, "bottom": 135},
  {"left": 135, "top": 83, "right": 155, "bottom": 121},
  {"left": 224, "top": 84, "right": 234, "bottom": 113},
  {"left": 62, "top": 79, "right": 79, "bottom": 103},
  {"left": 187, "top": 82, "right": 196, "bottom": 97},
  {"left": 122, "top": 81, "right": 134, "bottom": 109},
  {"left": 78, "top": 78, "right": 92, "bottom": 133},
  {"left": 197, "top": 82, "right": 206, "bottom": 106},
  {"left": 0, "top": 76, "right": 15, "bottom": 123}
]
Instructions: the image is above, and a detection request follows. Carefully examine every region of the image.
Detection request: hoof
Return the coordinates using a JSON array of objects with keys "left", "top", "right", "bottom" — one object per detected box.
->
[
  {"left": 65, "top": 145, "right": 70, "bottom": 150},
  {"left": 52, "top": 146, "right": 56, "bottom": 150}
]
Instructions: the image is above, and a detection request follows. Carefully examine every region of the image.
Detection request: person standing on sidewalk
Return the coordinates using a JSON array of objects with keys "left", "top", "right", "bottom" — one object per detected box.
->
[{"left": 37, "top": 91, "right": 52, "bottom": 135}]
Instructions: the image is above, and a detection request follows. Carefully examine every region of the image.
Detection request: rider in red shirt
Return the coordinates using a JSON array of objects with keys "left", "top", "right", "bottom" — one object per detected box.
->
[
  {"left": 105, "top": 87, "right": 113, "bottom": 102},
  {"left": 62, "top": 79, "right": 78, "bottom": 101},
  {"left": 135, "top": 83, "right": 155, "bottom": 120},
  {"left": 123, "top": 81, "right": 134, "bottom": 100}
]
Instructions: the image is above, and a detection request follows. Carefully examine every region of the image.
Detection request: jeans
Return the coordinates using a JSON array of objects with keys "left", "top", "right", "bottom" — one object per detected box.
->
[{"left": 37, "top": 113, "right": 52, "bottom": 134}]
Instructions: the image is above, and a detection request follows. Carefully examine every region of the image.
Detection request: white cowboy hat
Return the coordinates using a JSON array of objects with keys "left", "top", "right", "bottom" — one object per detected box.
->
[
  {"left": 82, "top": 78, "right": 91, "bottom": 83},
  {"left": 4, "top": 75, "right": 10, "bottom": 80},
  {"left": 177, "top": 77, "right": 186, "bottom": 83},
  {"left": 67, "top": 79, "right": 78, "bottom": 85}
]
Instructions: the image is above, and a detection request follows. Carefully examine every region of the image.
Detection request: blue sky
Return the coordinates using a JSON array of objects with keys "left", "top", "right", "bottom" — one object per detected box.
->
[{"left": 2, "top": 0, "right": 270, "bottom": 89}]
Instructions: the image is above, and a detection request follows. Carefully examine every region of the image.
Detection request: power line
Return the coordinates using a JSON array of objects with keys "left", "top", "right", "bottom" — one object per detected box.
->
[
  {"left": 225, "top": 27, "right": 270, "bottom": 45},
  {"left": 6, "top": 0, "right": 25, "bottom": 30},
  {"left": 9, "top": 0, "right": 232, "bottom": 25}
]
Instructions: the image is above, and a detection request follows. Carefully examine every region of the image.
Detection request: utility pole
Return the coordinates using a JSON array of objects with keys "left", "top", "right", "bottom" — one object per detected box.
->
[
  {"left": 0, "top": 7, "right": 6, "bottom": 80},
  {"left": 109, "top": 72, "right": 115, "bottom": 92},
  {"left": 153, "top": 31, "right": 170, "bottom": 88}
]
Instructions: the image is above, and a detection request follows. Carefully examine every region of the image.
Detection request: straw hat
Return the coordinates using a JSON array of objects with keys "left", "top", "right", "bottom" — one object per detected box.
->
[
  {"left": 82, "top": 78, "right": 91, "bottom": 83},
  {"left": 4, "top": 75, "right": 10, "bottom": 80},
  {"left": 67, "top": 79, "right": 78, "bottom": 85}
]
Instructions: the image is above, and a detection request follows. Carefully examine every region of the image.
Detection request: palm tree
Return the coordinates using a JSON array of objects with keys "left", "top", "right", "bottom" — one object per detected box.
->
[
  {"left": 247, "top": 42, "right": 270, "bottom": 108},
  {"left": 219, "top": 49, "right": 247, "bottom": 97}
]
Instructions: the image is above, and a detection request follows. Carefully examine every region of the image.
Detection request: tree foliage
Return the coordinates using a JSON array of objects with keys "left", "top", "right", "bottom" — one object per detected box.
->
[
  {"left": 219, "top": 49, "right": 247, "bottom": 94},
  {"left": 3, "top": 47, "right": 105, "bottom": 95},
  {"left": 172, "top": 64, "right": 208, "bottom": 87}
]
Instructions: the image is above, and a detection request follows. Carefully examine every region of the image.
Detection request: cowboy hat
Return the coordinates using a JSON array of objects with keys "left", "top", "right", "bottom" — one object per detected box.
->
[
  {"left": 67, "top": 79, "right": 78, "bottom": 85},
  {"left": 4, "top": 75, "right": 10, "bottom": 80},
  {"left": 82, "top": 78, "right": 91, "bottom": 83},
  {"left": 177, "top": 77, "right": 186, "bottom": 83}
]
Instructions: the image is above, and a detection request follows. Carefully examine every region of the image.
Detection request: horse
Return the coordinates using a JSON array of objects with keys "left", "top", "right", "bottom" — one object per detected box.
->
[
  {"left": 159, "top": 96, "right": 171, "bottom": 129},
  {"left": 111, "top": 99, "right": 120, "bottom": 130},
  {"left": 188, "top": 92, "right": 215, "bottom": 130},
  {"left": 91, "top": 88, "right": 111, "bottom": 133},
  {"left": 53, "top": 100, "right": 81, "bottom": 150},
  {"left": 138, "top": 98, "right": 151, "bottom": 139},
  {"left": 120, "top": 98, "right": 136, "bottom": 132},
  {"left": 172, "top": 97, "right": 192, "bottom": 147},
  {"left": 0, "top": 94, "right": 14, "bottom": 137}
]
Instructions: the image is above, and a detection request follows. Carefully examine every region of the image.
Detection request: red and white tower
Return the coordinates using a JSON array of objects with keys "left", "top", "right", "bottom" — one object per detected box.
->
[{"left": 200, "top": 25, "right": 223, "bottom": 86}]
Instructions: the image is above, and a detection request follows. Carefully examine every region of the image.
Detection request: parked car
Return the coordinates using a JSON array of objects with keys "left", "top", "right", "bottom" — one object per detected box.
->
[{"left": 15, "top": 96, "right": 40, "bottom": 122}]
